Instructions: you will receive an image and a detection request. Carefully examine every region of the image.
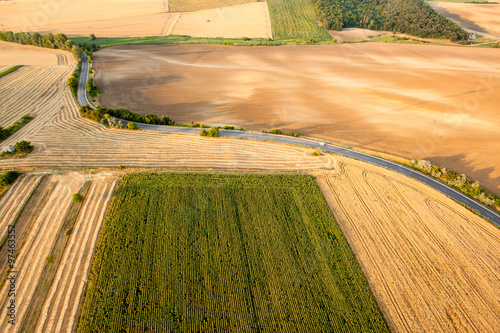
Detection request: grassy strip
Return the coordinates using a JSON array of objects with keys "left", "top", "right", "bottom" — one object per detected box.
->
[
  {"left": 78, "top": 173, "right": 388, "bottom": 332},
  {"left": 0, "top": 65, "right": 22, "bottom": 79},
  {"left": 72, "top": 34, "right": 335, "bottom": 49},
  {"left": 20, "top": 181, "right": 92, "bottom": 333}
]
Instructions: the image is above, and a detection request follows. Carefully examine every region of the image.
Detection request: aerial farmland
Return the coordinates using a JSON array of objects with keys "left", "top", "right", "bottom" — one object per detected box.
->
[{"left": 0, "top": 0, "right": 499, "bottom": 332}]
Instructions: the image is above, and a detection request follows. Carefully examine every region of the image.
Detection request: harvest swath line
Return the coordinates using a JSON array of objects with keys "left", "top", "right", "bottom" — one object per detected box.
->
[{"left": 77, "top": 173, "right": 389, "bottom": 332}]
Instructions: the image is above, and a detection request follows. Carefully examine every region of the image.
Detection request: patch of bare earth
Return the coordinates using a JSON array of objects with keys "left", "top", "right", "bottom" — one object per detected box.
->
[
  {"left": 315, "top": 157, "right": 500, "bottom": 332},
  {"left": 329, "top": 28, "right": 391, "bottom": 42},
  {"left": 94, "top": 43, "right": 500, "bottom": 196}
]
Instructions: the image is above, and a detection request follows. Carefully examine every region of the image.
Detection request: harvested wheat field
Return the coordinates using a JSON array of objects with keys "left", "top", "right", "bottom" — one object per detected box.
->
[
  {"left": 0, "top": 0, "right": 271, "bottom": 38},
  {"left": 0, "top": 171, "right": 118, "bottom": 333},
  {"left": 172, "top": 2, "right": 273, "bottom": 38},
  {"left": 0, "top": 41, "right": 72, "bottom": 66},
  {"left": 315, "top": 157, "right": 500, "bottom": 332},
  {"left": 169, "top": 0, "right": 258, "bottom": 12},
  {"left": 0, "top": 43, "right": 334, "bottom": 170},
  {"left": 94, "top": 43, "right": 500, "bottom": 196},
  {"left": 429, "top": 2, "right": 500, "bottom": 38}
]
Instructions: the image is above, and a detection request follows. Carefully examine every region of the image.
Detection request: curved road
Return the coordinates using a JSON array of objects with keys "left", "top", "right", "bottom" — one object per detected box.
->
[{"left": 77, "top": 55, "right": 500, "bottom": 227}]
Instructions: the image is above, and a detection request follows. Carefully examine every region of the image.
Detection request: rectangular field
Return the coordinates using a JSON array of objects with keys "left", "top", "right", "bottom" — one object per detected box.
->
[
  {"left": 267, "top": 0, "right": 332, "bottom": 39},
  {"left": 77, "top": 173, "right": 388, "bottom": 332}
]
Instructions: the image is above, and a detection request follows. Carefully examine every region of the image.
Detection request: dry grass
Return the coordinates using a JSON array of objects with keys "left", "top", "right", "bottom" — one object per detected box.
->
[{"left": 315, "top": 157, "right": 500, "bottom": 332}]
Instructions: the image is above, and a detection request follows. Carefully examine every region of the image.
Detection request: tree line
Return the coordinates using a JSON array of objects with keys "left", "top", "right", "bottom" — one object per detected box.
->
[
  {"left": 312, "top": 0, "right": 469, "bottom": 42},
  {"left": 0, "top": 30, "right": 82, "bottom": 60}
]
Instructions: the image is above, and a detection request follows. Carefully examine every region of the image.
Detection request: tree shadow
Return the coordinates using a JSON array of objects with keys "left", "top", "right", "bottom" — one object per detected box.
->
[{"left": 426, "top": 153, "right": 500, "bottom": 196}]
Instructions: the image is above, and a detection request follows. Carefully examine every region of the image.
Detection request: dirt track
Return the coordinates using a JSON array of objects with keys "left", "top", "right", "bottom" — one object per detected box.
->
[{"left": 94, "top": 43, "right": 500, "bottom": 196}]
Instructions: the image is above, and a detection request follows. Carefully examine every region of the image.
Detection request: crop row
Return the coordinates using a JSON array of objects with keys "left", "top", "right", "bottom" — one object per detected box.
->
[{"left": 77, "top": 173, "right": 388, "bottom": 332}]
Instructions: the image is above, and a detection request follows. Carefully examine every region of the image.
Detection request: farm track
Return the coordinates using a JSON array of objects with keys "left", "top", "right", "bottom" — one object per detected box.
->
[{"left": 316, "top": 158, "right": 500, "bottom": 332}]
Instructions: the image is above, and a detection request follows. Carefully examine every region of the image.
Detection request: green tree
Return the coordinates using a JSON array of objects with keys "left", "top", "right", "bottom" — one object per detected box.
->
[
  {"left": 90, "top": 33, "right": 96, "bottom": 40},
  {"left": 54, "top": 33, "right": 68, "bottom": 49},
  {"left": 127, "top": 122, "right": 138, "bottom": 130},
  {"left": 68, "top": 75, "right": 79, "bottom": 95},
  {"left": 14, "top": 140, "right": 33, "bottom": 153},
  {"left": 71, "top": 45, "right": 82, "bottom": 62},
  {"left": 0, "top": 171, "right": 20, "bottom": 186},
  {"left": 72, "top": 193, "right": 84, "bottom": 203}
]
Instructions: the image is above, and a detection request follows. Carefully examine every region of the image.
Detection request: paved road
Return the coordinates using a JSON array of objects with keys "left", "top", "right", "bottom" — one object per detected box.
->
[
  {"left": 77, "top": 54, "right": 94, "bottom": 109},
  {"left": 76, "top": 56, "right": 500, "bottom": 227}
]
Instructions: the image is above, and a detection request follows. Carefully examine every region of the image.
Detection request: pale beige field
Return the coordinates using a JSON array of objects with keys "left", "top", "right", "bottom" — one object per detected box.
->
[
  {"left": 94, "top": 43, "right": 500, "bottom": 196},
  {"left": 316, "top": 158, "right": 500, "bottom": 332},
  {"left": 169, "top": 0, "right": 257, "bottom": 12},
  {"left": 0, "top": 41, "right": 72, "bottom": 66},
  {"left": 429, "top": 2, "right": 500, "bottom": 38},
  {"left": 1, "top": 41, "right": 499, "bottom": 332},
  {"left": 172, "top": 2, "right": 273, "bottom": 39},
  {"left": 0, "top": 0, "right": 271, "bottom": 38}
]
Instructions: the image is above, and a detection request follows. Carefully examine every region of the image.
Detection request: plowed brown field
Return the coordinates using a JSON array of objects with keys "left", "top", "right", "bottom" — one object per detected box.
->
[
  {"left": 315, "top": 157, "right": 500, "bottom": 332},
  {"left": 94, "top": 43, "right": 500, "bottom": 196}
]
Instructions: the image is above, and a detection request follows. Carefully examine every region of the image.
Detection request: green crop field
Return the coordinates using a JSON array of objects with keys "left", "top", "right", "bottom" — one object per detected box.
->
[
  {"left": 267, "top": 0, "right": 332, "bottom": 40},
  {"left": 77, "top": 173, "right": 388, "bottom": 332}
]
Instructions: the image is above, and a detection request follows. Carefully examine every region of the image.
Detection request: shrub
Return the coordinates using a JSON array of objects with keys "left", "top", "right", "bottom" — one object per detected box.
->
[
  {"left": 90, "top": 33, "right": 96, "bottom": 41},
  {"left": 127, "top": 122, "right": 138, "bottom": 130},
  {"left": 14, "top": 140, "right": 34, "bottom": 153},
  {"left": 0, "top": 171, "right": 20, "bottom": 185},
  {"left": 72, "top": 193, "right": 84, "bottom": 203}
]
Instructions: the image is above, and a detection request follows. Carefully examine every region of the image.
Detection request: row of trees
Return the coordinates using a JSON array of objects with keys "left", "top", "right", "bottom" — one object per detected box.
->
[
  {"left": 312, "top": 0, "right": 469, "bottom": 41},
  {"left": 0, "top": 30, "right": 83, "bottom": 60},
  {"left": 78, "top": 106, "right": 175, "bottom": 127}
]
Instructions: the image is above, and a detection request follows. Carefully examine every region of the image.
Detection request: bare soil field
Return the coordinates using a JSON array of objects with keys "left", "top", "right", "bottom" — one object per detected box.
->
[
  {"left": 0, "top": 0, "right": 271, "bottom": 38},
  {"left": 94, "top": 43, "right": 500, "bottom": 196},
  {"left": 169, "top": 0, "right": 257, "bottom": 12},
  {"left": 316, "top": 158, "right": 500, "bottom": 332},
  {"left": 429, "top": 2, "right": 500, "bottom": 38}
]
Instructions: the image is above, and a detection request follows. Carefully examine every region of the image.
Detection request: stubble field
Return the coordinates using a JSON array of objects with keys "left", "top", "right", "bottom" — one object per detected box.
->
[
  {"left": 94, "top": 43, "right": 500, "bottom": 196},
  {"left": 316, "top": 158, "right": 500, "bottom": 332}
]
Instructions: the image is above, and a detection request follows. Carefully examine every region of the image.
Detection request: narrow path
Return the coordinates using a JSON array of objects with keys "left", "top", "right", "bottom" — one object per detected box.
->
[{"left": 77, "top": 56, "right": 500, "bottom": 227}]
